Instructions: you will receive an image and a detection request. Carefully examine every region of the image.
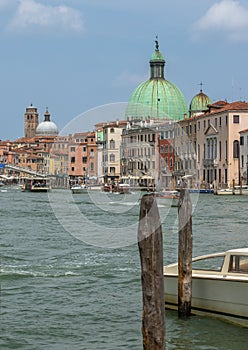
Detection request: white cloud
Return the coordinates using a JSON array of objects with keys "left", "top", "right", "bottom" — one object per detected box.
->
[
  {"left": 7, "top": 0, "right": 84, "bottom": 34},
  {"left": 192, "top": 0, "right": 248, "bottom": 42}
]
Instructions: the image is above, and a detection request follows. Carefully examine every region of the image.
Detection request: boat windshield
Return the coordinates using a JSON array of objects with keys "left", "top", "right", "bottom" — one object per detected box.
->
[
  {"left": 228, "top": 255, "right": 248, "bottom": 274},
  {"left": 192, "top": 256, "right": 224, "bottom": 272}
]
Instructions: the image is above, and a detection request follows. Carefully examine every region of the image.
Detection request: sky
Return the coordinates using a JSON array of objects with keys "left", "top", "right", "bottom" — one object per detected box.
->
[{"left": 1, "top": 0, "right": 248, "bottom": 140}]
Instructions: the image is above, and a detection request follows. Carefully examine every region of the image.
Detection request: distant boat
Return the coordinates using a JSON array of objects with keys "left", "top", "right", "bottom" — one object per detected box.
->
[
  {"left": 215, "top": 185, "right": 248, "bottom": 195},
  {"left": 22, "top": 177, "right": 50, "bottom": 192},
  {"left": 189, "top": 188, "right": 214, "bottom": 194},
  {"left": 117, "top": 183, "right": 131, "bottom": 194},
  {"left": 156, "top": 190, "right": 180, "bottom": 199},
  {"left": 71, "top": 184, "right": 87, "bottom": 194},
  {"left": 164, "top": 248, "right": 248, "bottom": 328},
  {"left": 102, "top": 184, "right": 112, "bottom": 193}
]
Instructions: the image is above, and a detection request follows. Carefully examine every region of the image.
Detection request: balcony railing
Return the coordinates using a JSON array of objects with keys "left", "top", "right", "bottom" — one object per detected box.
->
[{"left": 203, "top": 158, "right": 218, "bottom": 167}]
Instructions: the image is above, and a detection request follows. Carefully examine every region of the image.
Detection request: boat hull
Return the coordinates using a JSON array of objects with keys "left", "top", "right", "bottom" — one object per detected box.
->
[
  {"left": 164, "top": 274, "right": 248, "bottom": 327},
  {"left": 71, "top": 187, "right": 87, "bottom": 194}
]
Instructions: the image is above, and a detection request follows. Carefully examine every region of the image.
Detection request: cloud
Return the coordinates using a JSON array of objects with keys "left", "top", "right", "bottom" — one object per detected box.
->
[
  {"left": 192, "top": 0, "right": 248, "bottom": 42},
  {"left": 0, "top": 0, "right": 15, "bottom": 10},
  {"left": 7, "top": 0, "right": 84, "bottom": 34}
]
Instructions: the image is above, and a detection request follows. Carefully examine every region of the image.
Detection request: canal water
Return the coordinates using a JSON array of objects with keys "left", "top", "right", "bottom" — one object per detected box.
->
[{"left": 0, "top": 188, "right": 247, "bottom": 349}]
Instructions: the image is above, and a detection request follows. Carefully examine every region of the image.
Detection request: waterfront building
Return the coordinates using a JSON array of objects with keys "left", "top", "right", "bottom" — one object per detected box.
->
[
  {"left": 101, "top": 120, "right": 127, "bottom": 183},
  {"left": 121, "top": 119, "right": 160, "bottom": 189},
  {"left": 95, "top": 126, "right": 104, "bottom": 183},
  {"left": 173, "top": 87, "right": 212, "bottom": 187},
  {"left": 49, "top": 135, "right": 70, "bottom": 188},
  {"left": 239, "top": 128, "right": 248, "bottom": 184},
  {"left": 159, "top": 123, "right": 176, "bottom": 189},
  {"left": 67, "top": 131, "right": 98, "bottom": 185},
  {"left": 196, "top": 101, "right": 248, "bottom": 188}
]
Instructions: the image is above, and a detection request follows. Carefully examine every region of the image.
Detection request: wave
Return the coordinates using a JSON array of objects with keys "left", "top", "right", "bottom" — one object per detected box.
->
[{"left": 0, "top": 268, "right": 81, "bottom": 279}]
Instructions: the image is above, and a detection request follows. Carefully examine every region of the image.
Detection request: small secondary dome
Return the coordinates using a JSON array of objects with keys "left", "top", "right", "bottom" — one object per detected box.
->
[
  {"left": 189, "top": 85, "right": 212, "bottom": 116},
  {"left": 36, "top": 108, "right": 59, "bottom": 136},
  {"left": 125, "top": 38, "right": 188, "bottom": 121}
]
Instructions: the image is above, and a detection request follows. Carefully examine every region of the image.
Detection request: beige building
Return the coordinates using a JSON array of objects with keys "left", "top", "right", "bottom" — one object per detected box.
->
[
  {"left": 174, "top": 116, "right": 197, "bottom": 187},
  {"left": 101, "top": 121, "right": 127, "bottom": 183},
  {"left": 196, "top": 101, "right": 248, "bottom": 188},
  {"left": 239, "top": 128, "right": 248, "bottom": 184}
]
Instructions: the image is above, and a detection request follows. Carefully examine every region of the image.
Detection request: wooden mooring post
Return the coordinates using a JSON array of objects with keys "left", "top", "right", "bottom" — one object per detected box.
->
[
  {"left": 138, "top": 194, "right": 165, "bottom": 350},
  {"left": 178, "top": 187, "right": 192, "bottom": 318}
]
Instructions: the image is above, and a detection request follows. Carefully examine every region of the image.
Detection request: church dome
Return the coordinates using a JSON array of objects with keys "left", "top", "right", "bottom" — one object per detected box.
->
[
  {"left": 125, "top": 39, "right": 188, "bottom": 121},
  {"left": 36, "top": 109, "right": 59, "bottom": 136},
  {"left": 189, "top": 87, "right": 212, "bottom": 116}
]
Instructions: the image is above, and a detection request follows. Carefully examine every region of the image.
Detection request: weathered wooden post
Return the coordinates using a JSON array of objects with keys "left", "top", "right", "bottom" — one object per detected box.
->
[
  {"left": 232, "top": 179, "right": 235, "bottom": 195},
  {"left": 178, "top": 186, "right": 192, "bottom": 318},
  {"left": 138, "top": 193, "right": 165, "bottom": 350}
]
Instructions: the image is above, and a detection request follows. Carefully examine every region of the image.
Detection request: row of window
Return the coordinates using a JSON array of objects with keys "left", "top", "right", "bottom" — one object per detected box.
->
[
  {"left": 175, "top": 115, "right": 240, "bottom": 136},
  {"left": 70, "top": 147, "right": 95, "bottom": 153},
  {"left": 71, "top": 163, "right": 95, "bottom": 172}
]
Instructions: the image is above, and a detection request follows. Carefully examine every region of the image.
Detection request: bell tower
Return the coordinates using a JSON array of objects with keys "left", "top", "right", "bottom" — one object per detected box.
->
[{"left": 24, "top": 104, "right": 39, "bottom": 138}]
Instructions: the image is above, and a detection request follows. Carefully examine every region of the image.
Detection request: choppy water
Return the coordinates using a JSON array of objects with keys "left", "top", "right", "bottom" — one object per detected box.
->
[{"left": 0, "top": 188, "right": 247, "bottom": 349}]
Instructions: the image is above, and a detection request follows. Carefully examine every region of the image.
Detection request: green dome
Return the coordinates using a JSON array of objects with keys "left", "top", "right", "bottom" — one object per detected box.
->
[
  {"left": 125, "top": 39, "right": 188, "bottom": 121},
  {"left": 125, "top": 79, "right": 188, "bottom": 121},
  {"left": 190, "top": 89, "right": 212, "bottom": 115}
]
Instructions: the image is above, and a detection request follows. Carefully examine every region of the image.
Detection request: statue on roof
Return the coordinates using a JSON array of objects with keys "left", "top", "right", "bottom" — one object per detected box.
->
[{"left": 155, "top": 35, "right": 159, "bottom": 51}]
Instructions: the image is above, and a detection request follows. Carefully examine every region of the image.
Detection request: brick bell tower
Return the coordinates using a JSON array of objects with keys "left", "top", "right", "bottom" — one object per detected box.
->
[{"left": 24, "top": 103, "right": 39, "bottom": 138}]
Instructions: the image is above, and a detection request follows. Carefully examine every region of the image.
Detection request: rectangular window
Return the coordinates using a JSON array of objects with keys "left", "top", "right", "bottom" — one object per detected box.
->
[
  {"left": 70, "top": 156, "right": 75, "bottom": 163},
  {"left": 233, "top": 115, "right": 239, "bottom": 124},
  {"left": 219, "top": 117, "right": 222, "bottom": 126},
  {"left": 82, "top": 157, "right": 87, "bottom": 163},
  {"left": 70, "top": 147, "right": 75, "bottom": 152},
  {"left": 240, "top": 136, "right": 244, "bottom": 145},
  {"left": 229, "top": 255, "right": 248, "bottom": 273}
]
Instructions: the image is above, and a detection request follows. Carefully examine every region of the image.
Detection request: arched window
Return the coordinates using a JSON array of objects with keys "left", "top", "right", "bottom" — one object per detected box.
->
[
  {"left": 233, "top": 140, "right": 239, "bottom": 159},
  {"left": 109, "top": 139, "right": 115, "bottom": 149}
]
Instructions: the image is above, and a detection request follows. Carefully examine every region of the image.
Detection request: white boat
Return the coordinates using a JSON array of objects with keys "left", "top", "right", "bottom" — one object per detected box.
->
[
  {"left": 117, "top": 183, "right": 131, "bottom": 194},
  {"left": 71, "top": 184, "right": 87, "bottom": 194},
  {"left": 156, "top": 190, "right": 180, "bottom": 199},
  {"left": 164, "top": 248, "right": 248, "bottom": 327},
  {"left": 215, "top": 185, "right": 248, "bottom": 195}
]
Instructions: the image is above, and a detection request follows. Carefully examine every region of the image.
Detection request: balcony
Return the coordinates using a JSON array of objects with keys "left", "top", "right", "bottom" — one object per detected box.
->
[{"left": 203, "top": 158, "right": 218, "bottom": 167}]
